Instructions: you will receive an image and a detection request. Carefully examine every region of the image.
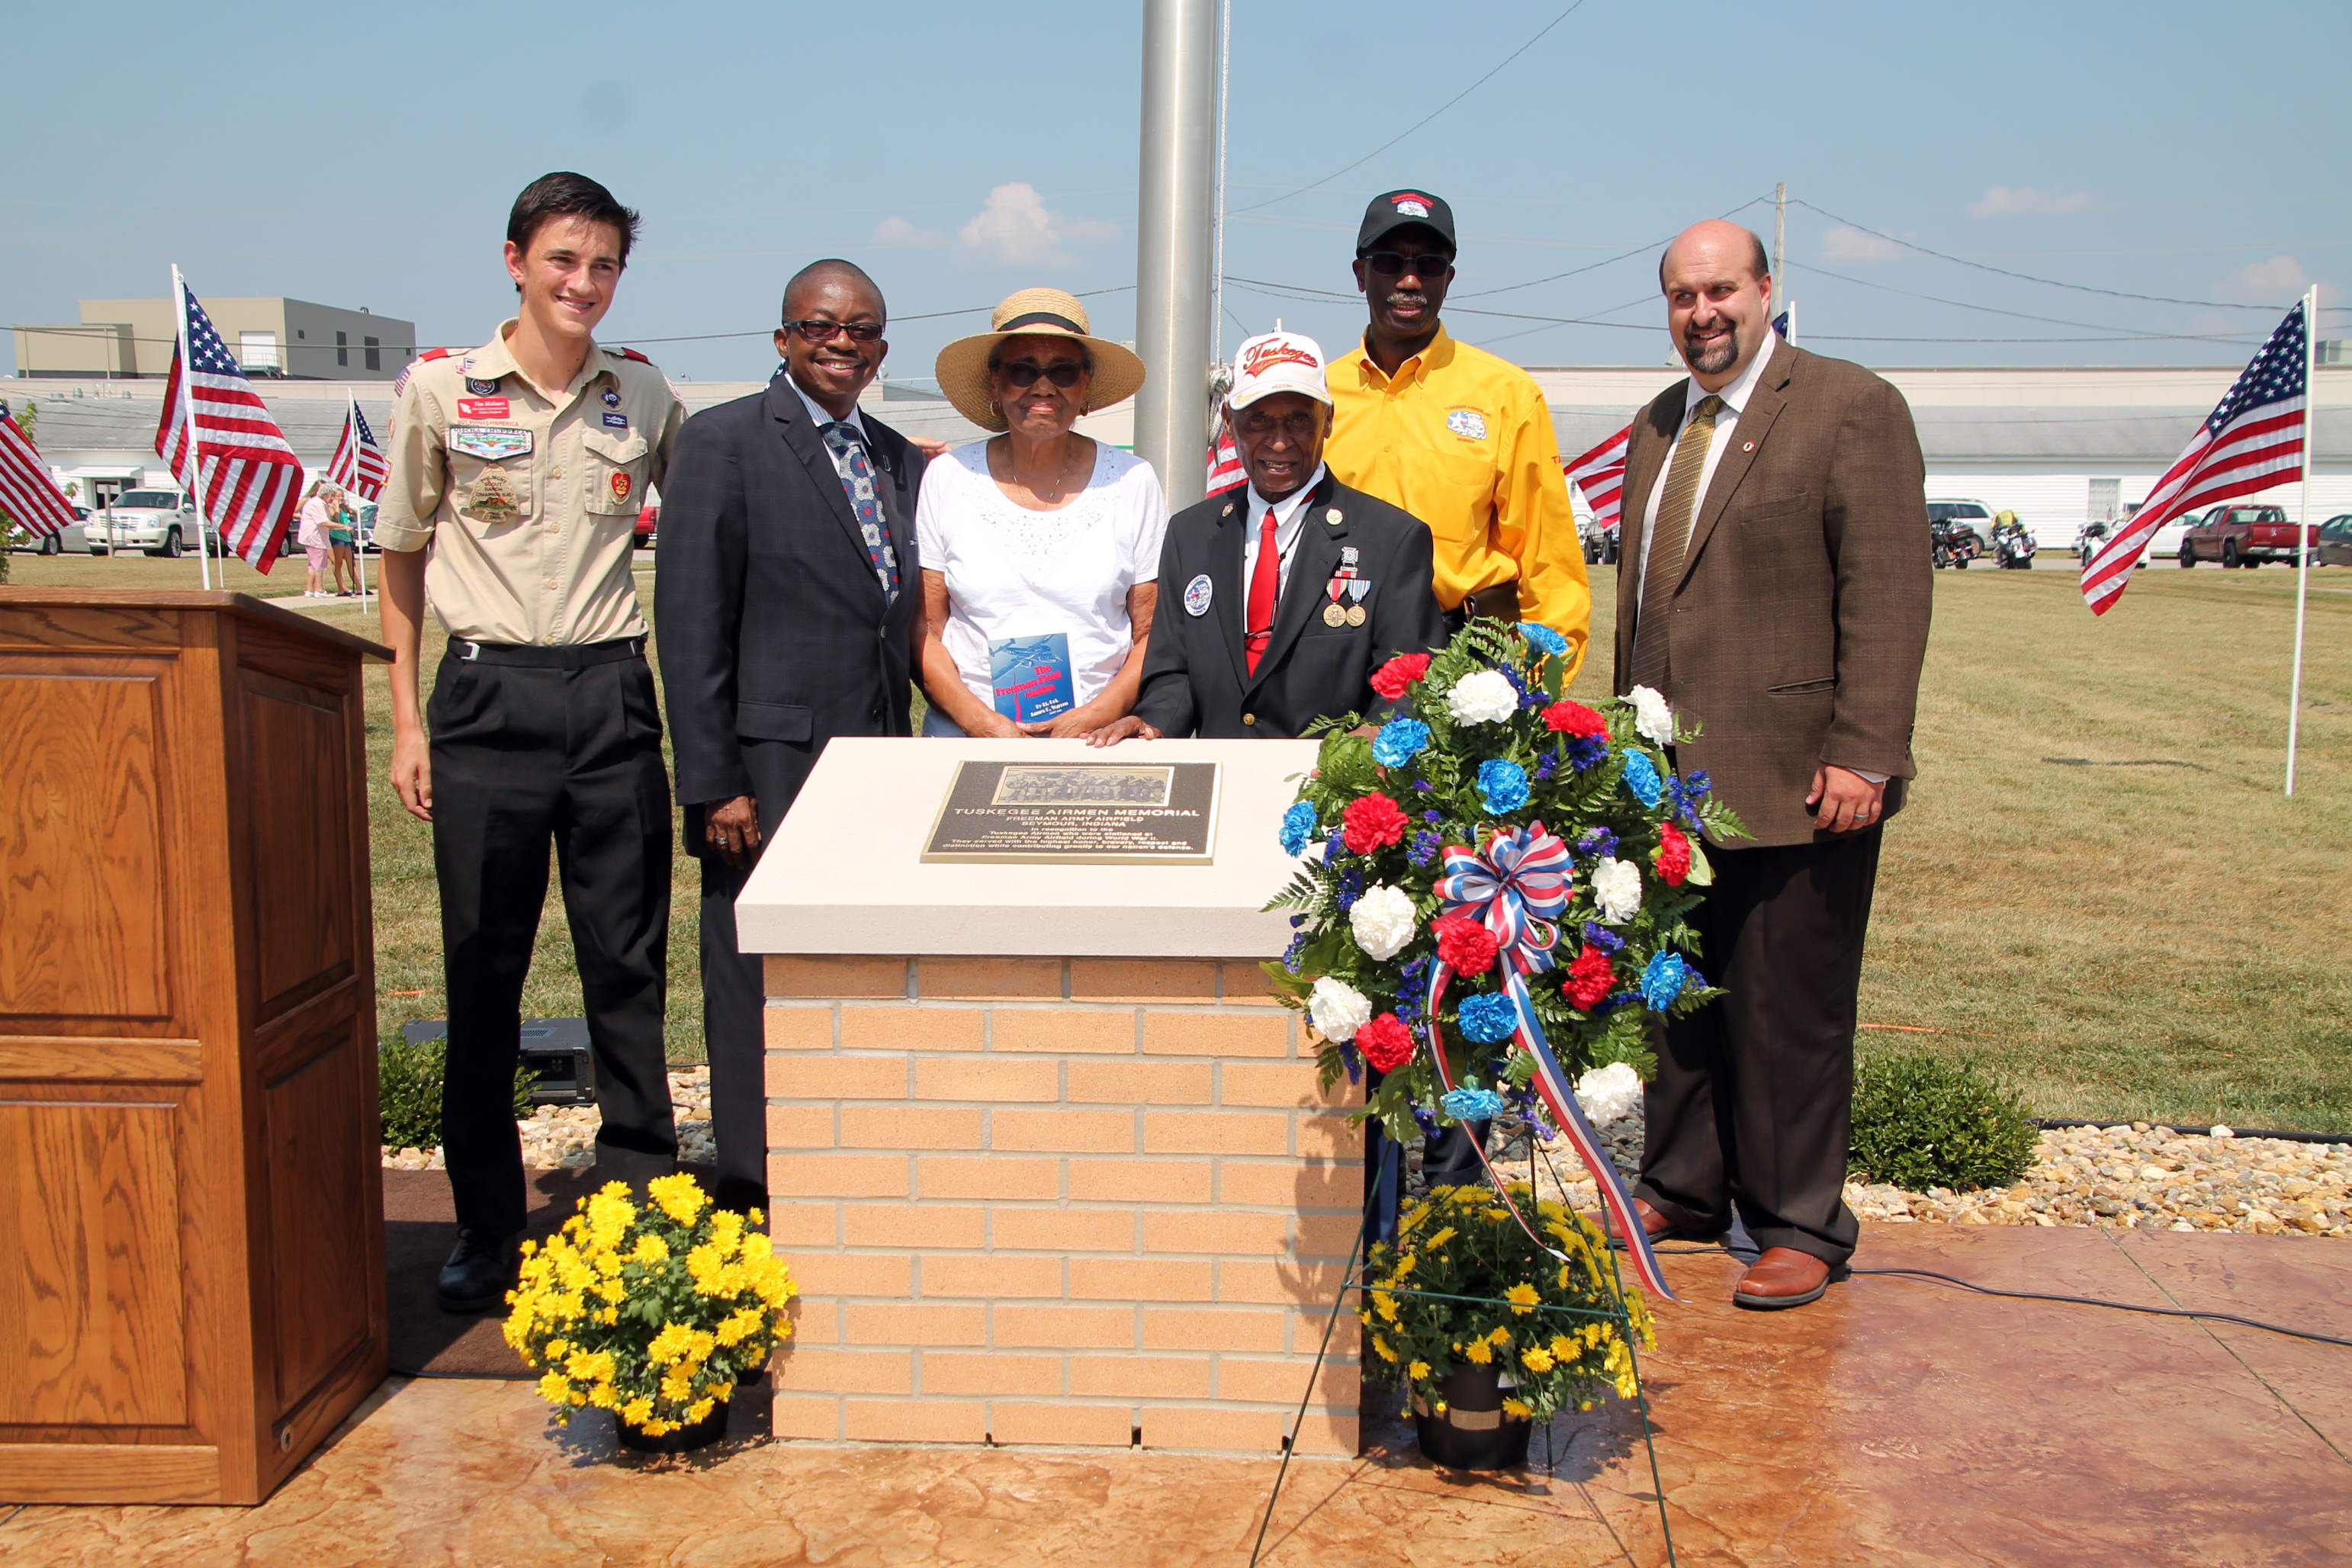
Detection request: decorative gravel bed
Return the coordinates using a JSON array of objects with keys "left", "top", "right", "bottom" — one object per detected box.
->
[{"left": 381, "top": 1066, "right": 715, "bottom": 1172}]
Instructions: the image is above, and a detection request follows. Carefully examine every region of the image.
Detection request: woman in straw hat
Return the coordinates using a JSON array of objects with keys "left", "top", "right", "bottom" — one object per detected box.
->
[{"left": 914, "top": 288, "right": 1168, "bottom": 737}]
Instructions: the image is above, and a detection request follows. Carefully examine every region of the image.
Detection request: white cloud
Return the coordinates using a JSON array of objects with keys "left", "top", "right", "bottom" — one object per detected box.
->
[
  {"left": 1970, "top": 185, "right": 2099, "bottom": 217},
  {"left": 871, "top": 216, "right": 945, "bottom": 248},
  {"left": 2215, "top": 255, "right": 2316, "bottom": 304},
  {"left": 956, "top": 182, "right": 1118, "bottom": 268},
  {"left": 1820, "top": 226, "right": 1907, "bottom": 262}
]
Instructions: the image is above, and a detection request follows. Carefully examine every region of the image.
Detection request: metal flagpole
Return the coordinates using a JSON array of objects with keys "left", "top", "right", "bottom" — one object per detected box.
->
[
  {"left": 172, "top": 265, "right": 214, "bottom": 592},
  {"left": 1133, "top": 0, "right": 1217, "bottom": 512},
  {"left": 1210, "top": 0, "right": 1232, "bottom": 363},
  {"left": 2285, "top": 287, "right": 2316, "bottom": 798},
  {"left": 350, "top": 394, "right": 371, "bottom": 608}
]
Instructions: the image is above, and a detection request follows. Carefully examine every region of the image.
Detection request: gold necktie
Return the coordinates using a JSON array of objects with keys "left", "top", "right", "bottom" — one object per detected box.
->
[{"left": 1629, "top": 394, "right": 1724, "bottom": 693}]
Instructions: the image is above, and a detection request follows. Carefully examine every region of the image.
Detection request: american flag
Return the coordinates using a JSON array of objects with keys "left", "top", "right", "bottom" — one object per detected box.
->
[
  {"left": 1206, "top": 426, "right": 1245, "bottom": 493},
  {"left": 326, "top": 398, "right": 387, "bottom": 501},
  {"left": 153, "top": 278, "right": 303, "bottom": 570},
  {"left": 0, "top": 399, "right": 77, "bottom": 538},
  {"left": 2083, "top": 301, "right": 2308, "bottom": 615},
  {"left": 1564, "top": 424, "right": 1631, "bottom": 532}
]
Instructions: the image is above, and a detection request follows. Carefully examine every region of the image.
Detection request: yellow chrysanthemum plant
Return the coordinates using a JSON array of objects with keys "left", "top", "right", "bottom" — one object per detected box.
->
[
  {"left": 1363, "top": 1183, "right": 1655, "bottom": 1425},
  {"left": 503, "top": 1175, "right": 798, "bottom": 1440}
]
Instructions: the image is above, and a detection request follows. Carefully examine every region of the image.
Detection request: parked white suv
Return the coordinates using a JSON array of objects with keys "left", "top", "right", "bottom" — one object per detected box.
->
[
  {"left": 1925, "top": 498, "right": 1997, "bottom": 547},
  {"left": 86, "top": 490, "right": 203, "bottom": 557}
]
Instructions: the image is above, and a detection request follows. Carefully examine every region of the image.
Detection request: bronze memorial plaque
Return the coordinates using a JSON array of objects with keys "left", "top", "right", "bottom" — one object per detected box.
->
[{"left": 921, "top": 760, "right": 1221, "bottom": 864}]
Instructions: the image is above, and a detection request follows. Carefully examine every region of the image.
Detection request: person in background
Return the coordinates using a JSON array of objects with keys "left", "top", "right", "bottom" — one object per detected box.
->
[
  {"left": 1323, "top": 188, "right": 1592, "bottom": 667},
  {"left": 297, "top": 480, "right": 333, "bottom": 597},
  {"left": 327, "top": 486, "right": 359, "bottom": 596},
  {"left": 655, "top": 258, "right": 929, "bottom": 1214},
  {"left": 917, "top": 289, "right": 1162, "bottom": 738},
  {"left": 375, "top": 172, "right": 684, "bottom": 1313},
  {"left": 1613, "top": 219, "right": 1930, "bottom": 1310}
]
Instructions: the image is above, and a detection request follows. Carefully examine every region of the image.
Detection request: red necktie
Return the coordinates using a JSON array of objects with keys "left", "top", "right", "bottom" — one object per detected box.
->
[{"left": 1245, "top": 506, "right": 1279, "bottom": 675}]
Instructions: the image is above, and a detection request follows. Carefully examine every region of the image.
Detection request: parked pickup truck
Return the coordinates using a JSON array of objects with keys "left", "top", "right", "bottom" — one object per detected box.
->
[{"left": 2180, "top": 505, "right": 2318, "bottom": 568}]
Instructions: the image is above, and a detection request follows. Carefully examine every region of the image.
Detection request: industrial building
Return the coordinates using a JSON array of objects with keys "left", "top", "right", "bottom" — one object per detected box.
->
[{"left": 11, "top": 298, "right": 417, "bottom": 382}]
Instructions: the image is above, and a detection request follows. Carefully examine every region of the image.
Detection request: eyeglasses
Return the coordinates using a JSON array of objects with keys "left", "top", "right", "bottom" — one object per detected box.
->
[
  {"left": 998, "top": 360, "right": 1087, "bottom": 389},
  {"left": 1362, "top": 251, "right": 1454, "bottom": 277},
  {"left": 783, "top": 319, "right": 885, "bottom": 343}
]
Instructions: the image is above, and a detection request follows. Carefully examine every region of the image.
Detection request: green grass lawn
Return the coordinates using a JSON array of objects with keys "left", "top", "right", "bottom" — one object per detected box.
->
[{"left": 12, "top": 549, "right": 2344, "bottom": 1129}]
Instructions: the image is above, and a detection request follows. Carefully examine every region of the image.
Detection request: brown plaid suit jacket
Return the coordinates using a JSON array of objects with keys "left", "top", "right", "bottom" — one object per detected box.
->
[{"left": 1613, "top": 339, "right": 1932, "bottom": 847}]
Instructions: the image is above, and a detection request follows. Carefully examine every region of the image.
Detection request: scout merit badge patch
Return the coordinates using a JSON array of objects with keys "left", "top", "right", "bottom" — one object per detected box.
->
[
  {"left": 466, "top": 377, "right": 500, "bottom": 395},
  {"left": 458, "top": 397, "right": 511, "bottom": 420},
  {"left": 1183, "top": 574, "right": 1213, "bottom": 617},
  {"left": 602, "top": 388, "right": 622, "bottom": 408},
  {"left": 1445, "top": 406, "right": 1489, "bottom": 442},
  {"left": 449, "top": 426, "right": 533, "bottom": 461},
  {"left": 469, "top": 471, "right": 519, "bottom": 523}
]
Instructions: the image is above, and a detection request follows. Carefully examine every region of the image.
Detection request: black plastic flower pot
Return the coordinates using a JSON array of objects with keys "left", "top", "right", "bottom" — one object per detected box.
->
[
  {"left": 1412, "top": 1364, "right": 1531, "bottom": 1470},
  {"left": 616, "top": 1398, "right": 730, "bottom": 1455}
]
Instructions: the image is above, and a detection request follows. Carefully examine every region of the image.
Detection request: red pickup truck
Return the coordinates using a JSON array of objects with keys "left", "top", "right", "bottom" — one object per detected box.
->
[{"left": 2179, "top": 505, "right": 2318, "bottom": 567}]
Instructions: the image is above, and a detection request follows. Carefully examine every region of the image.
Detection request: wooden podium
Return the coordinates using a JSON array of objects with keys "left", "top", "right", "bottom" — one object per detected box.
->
[{"left": 0, "top": 590, "right": 390, "bottom": 1504}]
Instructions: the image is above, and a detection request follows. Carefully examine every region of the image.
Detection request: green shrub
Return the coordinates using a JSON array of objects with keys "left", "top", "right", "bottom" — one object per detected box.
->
[
  {"left": 1849, "top": 1052, "right": 2037, "bottom": 1192},
  {"left": 378, "top": 1036, "right": 537, "bottom": 1151}
]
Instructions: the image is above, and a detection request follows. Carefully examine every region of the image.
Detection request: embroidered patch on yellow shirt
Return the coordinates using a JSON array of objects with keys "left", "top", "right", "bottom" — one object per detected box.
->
[{"left": 1445, "top": 406, "right": 1489, "bottom": 441}]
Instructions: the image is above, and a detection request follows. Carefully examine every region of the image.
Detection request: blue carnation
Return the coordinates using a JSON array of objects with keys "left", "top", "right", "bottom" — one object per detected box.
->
[
  {"left": 1476, "top": 759, "right": 1530, "bottom": 815},
  {"left": 1566, "top": 734, "right": 1611, "bottom": 773},
  {"left": 1441, "top": 1086, "right": 1507, "bottom": 1121},
  {"left": 1456, "top": 992, "right": 1521, "bottom": 1043},
  {"left": 1278, "top": 802, "right": 1318, "bottom": 856},
  {"left": 1640, "top": 950, "right": 1688, "bottom": 1011},
  {"left": 1621, "top": 749, "right": 1663, "bottom": 808},
  {"left": 1518, "top": 622, "right": 1568, "bottom": 657},
  {"left": 1372, "top": 718, "right": 1431, "bottom": 768}
]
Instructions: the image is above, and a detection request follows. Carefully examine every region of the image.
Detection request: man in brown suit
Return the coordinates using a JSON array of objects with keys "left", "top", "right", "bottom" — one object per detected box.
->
[{"left": 1614, "top": 219, "right": 1930, "bottom": 1309}]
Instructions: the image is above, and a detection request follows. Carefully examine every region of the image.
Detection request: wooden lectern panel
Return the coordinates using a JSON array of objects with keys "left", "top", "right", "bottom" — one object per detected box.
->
[
  {"left": 240, "top": 667, "right": 358, "bottom": 1015},
  {"left": 262, "top": 1022, "right": 372, "bottom": 1408}
]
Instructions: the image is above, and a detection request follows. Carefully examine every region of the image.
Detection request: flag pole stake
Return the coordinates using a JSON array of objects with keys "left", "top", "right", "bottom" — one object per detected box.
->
[
  {"left": 172, "top": 266, "right": 214, "bottom": 592},
  {"left": 2285, "top": 287, "right": 2315, "bottom": 798}
]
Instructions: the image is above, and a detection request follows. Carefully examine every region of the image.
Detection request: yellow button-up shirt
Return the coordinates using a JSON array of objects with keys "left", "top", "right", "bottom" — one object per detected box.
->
[
  {"left": 376, "top": 320, "right": 682, "bottom": 646},
  {"left": 1325, "top": 325, "right": 1591, "bottom": 674}
]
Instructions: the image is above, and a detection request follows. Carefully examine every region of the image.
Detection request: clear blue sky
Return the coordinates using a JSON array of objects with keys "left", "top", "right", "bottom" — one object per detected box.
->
[{"left": 5, "top": 0, "right": 2346, "bottom": 384}]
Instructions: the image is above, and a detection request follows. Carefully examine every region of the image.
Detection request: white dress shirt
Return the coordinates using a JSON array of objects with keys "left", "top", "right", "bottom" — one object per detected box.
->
[
  {"left": 1634, "top": 333, "right": 1778, "bottom": 618},
  {"left": 788, "top": 372, "right": 872, "bottom": 455},
  {"left": 1240, "top": 462, "right": 1329, "bottom": 605}
]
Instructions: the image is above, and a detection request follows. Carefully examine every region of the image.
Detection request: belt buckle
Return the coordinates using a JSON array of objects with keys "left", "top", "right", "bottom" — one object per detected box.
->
[{"left": 457, "top": 638, "right": 482, "bottom": 662}]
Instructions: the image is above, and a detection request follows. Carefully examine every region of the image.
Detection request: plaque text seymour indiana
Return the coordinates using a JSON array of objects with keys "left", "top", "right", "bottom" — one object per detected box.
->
[{"left": 922, "top": 761, "right": 1222, "bottom": 864}]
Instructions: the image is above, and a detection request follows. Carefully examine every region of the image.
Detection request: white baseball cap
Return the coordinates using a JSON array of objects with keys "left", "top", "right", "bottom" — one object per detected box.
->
[{"left": 1228, "top": 329, "right": 1332, "bottom": 410}]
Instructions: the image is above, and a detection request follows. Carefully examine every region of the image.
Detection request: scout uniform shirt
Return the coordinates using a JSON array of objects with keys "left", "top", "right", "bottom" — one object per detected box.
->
[
  {"left": 1324, "top": 324, "right": 1591, "bottom": 672},
  {"left": 376, "top": 320, "right": 683, "bottom": 646}
]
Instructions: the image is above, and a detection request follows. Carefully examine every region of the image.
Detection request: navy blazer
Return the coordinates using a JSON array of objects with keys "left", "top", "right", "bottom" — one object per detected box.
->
[
  {"left": 654, "top": 374, "right": 925, "bottom": 852},
  {"left": 1134, "top": 473, "right": 1445, "bottom": 739}
]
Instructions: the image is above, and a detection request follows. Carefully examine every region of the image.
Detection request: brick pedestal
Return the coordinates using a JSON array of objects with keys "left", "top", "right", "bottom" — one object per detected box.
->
[{"left": 761, "top": 954, "right": 1361, "bottom": 1455}]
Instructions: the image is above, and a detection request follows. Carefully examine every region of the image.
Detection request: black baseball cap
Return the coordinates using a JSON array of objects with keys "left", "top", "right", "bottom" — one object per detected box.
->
[{"left": 1357, "top": 189, "right": 1457, "bottom": 255}]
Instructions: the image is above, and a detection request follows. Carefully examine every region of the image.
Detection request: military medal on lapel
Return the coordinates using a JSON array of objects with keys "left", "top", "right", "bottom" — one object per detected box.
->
[
  {"left": 1345, "top": 578, "right": 1370, "bottom": 626},
  {"left": 1325, "top": 549, "right": 1363, "bottom": 627}
]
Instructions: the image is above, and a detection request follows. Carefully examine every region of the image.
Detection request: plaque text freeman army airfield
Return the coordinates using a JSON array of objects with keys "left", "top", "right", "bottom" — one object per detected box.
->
[{"left": 921, "top": 761, "right": 1222, "bottom": 864}]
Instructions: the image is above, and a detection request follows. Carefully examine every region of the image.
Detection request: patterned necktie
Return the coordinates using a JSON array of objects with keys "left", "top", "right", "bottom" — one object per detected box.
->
[
  {"left": 1244, "top": 505, "right": 1280, "bottom": 676},
  {"left": 1629, "top": 394, "right": 1724, "bottom": 692},
  {"left": 820, "top": 422, "right": 900, "bottom": 602}
]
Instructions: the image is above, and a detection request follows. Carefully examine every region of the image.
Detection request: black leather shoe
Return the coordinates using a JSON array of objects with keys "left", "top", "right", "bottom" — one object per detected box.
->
[{"left": 436, "top": 1226, "right": 521, "bottom": 1315}]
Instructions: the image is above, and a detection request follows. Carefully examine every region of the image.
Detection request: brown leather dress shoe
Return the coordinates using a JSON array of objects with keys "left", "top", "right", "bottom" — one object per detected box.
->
[
  {"left": 1594, "top": 1198, "right": 1728, "bottom": 1249},
  {"left": 1733, "top": 1246, "right": 1849, "bottom": 1310}
]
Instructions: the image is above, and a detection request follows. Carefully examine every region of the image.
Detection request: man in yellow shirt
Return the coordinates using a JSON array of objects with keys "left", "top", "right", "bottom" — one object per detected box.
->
[{"left": 1325, "top": 188, "right": 1592, "bottom": 676}]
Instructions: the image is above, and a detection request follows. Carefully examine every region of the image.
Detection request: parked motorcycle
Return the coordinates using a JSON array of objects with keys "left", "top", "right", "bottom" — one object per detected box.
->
[
  {"left": 1929, "top": 518, "right": 1983, "bottom": 569},
  {"left": 2076, "top": 519, "right": 2111, "bottom": 570},
  {"left": 1990, "top": 512, "right": 2037, "bottom": 570}
]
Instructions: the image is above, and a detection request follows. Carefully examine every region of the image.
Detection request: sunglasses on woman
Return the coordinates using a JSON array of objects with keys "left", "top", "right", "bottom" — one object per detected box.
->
[{"left": 998, "top": 359, "right": 1087, "bottom": 389}]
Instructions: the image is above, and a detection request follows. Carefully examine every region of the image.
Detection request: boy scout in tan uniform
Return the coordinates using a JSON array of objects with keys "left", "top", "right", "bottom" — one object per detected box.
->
[{"left": 375, "top": 172, "right": 684, "bottom": 1313}]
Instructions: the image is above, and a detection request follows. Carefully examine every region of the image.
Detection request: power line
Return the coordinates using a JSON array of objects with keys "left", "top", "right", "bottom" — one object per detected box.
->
[
  {"left": 1229, "top": 0, "right": 1592, "bottom": 215},
  {"left": 1788, "top": 259, "right": 2265, "bottom": 344},
  {"left": 1451, "top": 196, "right": 1772, "bottom": 300}
]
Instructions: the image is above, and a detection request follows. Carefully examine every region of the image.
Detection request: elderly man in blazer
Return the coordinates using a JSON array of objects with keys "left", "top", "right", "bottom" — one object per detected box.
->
[
  {"left": 656, "top": 258, "right": 927, "bottom": 1213},
  {"left": 1615, "top": 220, "right": 1930, "bottom": 1309}
]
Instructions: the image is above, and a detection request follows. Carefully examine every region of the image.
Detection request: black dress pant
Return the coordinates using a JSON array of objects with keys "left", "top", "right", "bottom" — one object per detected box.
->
[
  {"left": 429, "top": 640, "right": 676, "bottom": 1239},
  {"left": 696, "top": 847, "right": 772, "bottom": 1213},
  {"left": 1634, "top": 826, "right": 1882, "bottom": 1266}
]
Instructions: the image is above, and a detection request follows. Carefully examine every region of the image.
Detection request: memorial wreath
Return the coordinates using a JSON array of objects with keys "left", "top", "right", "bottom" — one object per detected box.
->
[{"left": 1262, "top": 619, "right": 1746, "bottom": 1299}]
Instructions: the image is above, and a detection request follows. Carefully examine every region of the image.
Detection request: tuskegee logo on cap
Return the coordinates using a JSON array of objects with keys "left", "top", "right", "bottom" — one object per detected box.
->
[
  {"left": 1391, "top": 191, "right": 1435, "bottom": 218},
  {"left": 1228, "top": 329, "right": 1332, "bottom": 410}
]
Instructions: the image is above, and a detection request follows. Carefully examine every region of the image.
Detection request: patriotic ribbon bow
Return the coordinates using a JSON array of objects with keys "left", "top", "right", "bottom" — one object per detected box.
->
[{"left": 1422, "top": 821, "right": 1678, "bottom": 1301}]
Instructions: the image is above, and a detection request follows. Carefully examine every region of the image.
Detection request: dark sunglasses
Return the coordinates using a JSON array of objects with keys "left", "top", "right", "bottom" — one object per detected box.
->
[
  {"left": 998, "top": 359, "right": 1086, "bottom": 389},
  {"left": 1363, "top": 250, "right": 1454, "bottom": 277},
  {"left": 784, "top": 319, "right": 884, "bottom": 343}
]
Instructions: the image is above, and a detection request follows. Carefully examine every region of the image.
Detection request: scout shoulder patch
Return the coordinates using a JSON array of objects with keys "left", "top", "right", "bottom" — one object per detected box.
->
[
  {"left": 606, "top": 346, "right": 653, "bottom": 365},
  {"left": 601, "top": 387, "right": 622, "bottom": 408},
  {"left": 609, "top": 471, "right": 633, "bottom": 503},
  {"left": 392, "top": 345, "right": 452, "bottom": 396},
  {"left": 465, "top": 377, "right": 500, "bottom": 396},
  {"left": 1183, "top": 573, "right": 1213, "bottom": 617},
  {"left": 602, "top": 411, "right": 630, "bottom": 429},
  {"left": 449, "top": 425, "right": 533, "bottom": 461},
  {"left": 1445, "top": 406, "right": 1489, "bottom": 442},
  {"left": 457, "top": 397, "right": 510, "bottom": 420}
]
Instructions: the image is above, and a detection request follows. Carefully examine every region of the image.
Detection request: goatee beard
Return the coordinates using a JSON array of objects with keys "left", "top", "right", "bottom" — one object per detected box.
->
[{"left": 1685, "top": 327, "right": 1740, "bottom": 376}]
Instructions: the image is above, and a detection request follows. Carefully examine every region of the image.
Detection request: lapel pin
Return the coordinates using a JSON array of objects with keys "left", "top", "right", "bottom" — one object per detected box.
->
[
  {"left": 1222, "top": 502, "right": 1234, "bottom": 516},
  {"left": 1742, "top": 440, "right": 1756, "bottom": 452},
  {"left": 1325, "top": 507, "right": 1344, "bottom": 525}
]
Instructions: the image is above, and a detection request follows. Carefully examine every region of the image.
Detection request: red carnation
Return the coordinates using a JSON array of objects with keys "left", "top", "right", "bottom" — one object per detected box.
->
[
  {"left": 1356, "top": 1012, "right": 1416, "bottom": 1073},
  {"left": 1369, "top": 653, "right": 1432, "bottom": 701},
  {"left": 1341, "top": 792, "right": 1410, "bottom": 854},
  {"left": 1565, "top": 945, "right": 1615, "bottom": 1011},
  {"left": 1655, "top": 822, "right": 1692, "bottom": 888},
  {"left": 1433, "top": 914, "right": 1499, "bottom": 975},
  {"left": 1542, "top": 699, "right": 1608, "bottom": 737}
]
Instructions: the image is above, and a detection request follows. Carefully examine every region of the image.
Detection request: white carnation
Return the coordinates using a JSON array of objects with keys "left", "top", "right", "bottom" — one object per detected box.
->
[
  {"left": 1445, "top": 670, "right": 1520, "bottom": 725},
  {"left": 1308, "top": 976, "right": 1373, "bottom": 1042},
  {"left": 1591, "top": 856, "right": 1643, "bottom": 924},
  {"left": 1627, "top": 685, "right": 1675, "bottom": 745},
  {"left": 1574, "top": 1062, "right": 1644, "bottom": 1125},
  {"left": 1349, "top": 884, "right": 1417, "bottom": 960}
]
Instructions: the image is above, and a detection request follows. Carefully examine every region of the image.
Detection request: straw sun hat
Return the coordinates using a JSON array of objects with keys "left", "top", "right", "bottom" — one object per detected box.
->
[{"left": 933, "top": 288, "right": 1147, "bottom": 432}]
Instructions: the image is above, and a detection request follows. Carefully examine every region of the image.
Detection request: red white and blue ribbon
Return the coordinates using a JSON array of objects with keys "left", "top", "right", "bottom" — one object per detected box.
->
[{"left": 1422, "top": 822, "right": 1679, "bottom": 1302}]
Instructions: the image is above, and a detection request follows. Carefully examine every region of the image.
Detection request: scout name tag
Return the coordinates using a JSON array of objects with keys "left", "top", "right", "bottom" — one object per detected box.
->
[{"left": 449, "top": 426, "right": 533, "bottom": 462}]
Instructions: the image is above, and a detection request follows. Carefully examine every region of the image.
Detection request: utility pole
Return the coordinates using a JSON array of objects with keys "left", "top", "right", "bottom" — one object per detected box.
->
[
  {"left": 1134, "top": 0, "right": 1217, "bottom": 512},
  {"left": 1773, "top": 182, "right": 1786, "bottom": 283}
]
